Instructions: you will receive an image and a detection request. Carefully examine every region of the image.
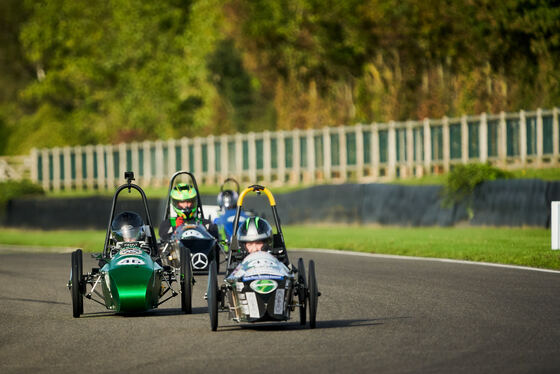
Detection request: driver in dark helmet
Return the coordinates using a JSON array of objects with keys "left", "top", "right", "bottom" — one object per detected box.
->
[
  {"left": 238, "top": 216, "right": 273, "bottom": 254},
  {"left": 111, "top": 211, "right": 145, "bottom": 243},
  {"left": 159, "top": 183, "right": 219, "bottom": 241}
]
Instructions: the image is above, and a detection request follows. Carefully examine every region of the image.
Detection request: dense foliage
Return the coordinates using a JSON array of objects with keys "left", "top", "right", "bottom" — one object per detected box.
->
[
  {"left": 442, "top": 162, "right": 513, "bottom": 217},
  {"left": 1, "top": 0, "right": 559, "bottom": 154}
]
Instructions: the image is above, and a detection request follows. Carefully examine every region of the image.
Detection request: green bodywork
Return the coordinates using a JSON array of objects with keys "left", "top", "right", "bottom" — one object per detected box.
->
[{"left": 100, "top": 246, "right": 162, "bottom": 312}]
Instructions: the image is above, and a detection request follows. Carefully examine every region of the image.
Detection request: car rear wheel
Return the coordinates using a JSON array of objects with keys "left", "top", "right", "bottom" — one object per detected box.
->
[
  {"left": 297, "top": 258, "right": 307, "bottom": 326},
  {"left": 180, "top": 247, "right": 193, "bottom": 314},
  {"left": 215, "top": 245, "right": 221, "bottom": 274},
  {"left": 207, "top": 260, "right": 219, "bottom": 331},
  {"left": 308, "top": 260, "right": 318, "bottom": 329},
  {"left": 71, "top": 249, "right": 84, "bottom": 318}
]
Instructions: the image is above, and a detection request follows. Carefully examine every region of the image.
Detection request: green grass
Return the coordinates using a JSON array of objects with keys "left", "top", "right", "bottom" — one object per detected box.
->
[
  {"left": 0, "top": 226, "right": 558, "bottom": 270},
  {"left": 285, "top": 225, "right": 559, "bottom": 270}
]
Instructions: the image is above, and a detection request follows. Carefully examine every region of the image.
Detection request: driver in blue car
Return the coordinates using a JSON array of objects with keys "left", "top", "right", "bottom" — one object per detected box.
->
[
  {"left": 213, "top": 188, "right": 248, "bottom": 249},
  {"left": 158, "top": 183, "right": 219, "bottom": 241}
]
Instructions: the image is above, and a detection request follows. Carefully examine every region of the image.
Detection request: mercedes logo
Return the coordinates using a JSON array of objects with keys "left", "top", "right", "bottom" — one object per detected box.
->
[{"left": 191, "top": 252, "right": 208, "bottom": 270}]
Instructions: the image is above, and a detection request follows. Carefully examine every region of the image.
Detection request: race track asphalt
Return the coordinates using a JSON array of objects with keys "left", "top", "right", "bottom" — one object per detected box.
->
[{"left": 0, "top": 249, "right": 559, "bottom": 374}]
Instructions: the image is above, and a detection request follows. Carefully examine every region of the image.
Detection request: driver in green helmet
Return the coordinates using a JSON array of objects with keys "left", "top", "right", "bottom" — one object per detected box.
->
[{"left": 158, "top": 183, "right": 219, "bottom": 241}]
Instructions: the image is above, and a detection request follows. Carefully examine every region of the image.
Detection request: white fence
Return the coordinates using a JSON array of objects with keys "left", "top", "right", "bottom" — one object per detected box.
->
[{"left": 22, "top": 108, "right": 560, "bottom": 191}]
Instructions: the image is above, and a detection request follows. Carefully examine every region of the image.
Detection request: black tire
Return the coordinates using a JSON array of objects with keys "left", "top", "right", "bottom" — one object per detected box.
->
[
  {"left": 308, "top": 260, "right": 318, "bottom": 329},
  {"left": 77, "top": 249, "right": 84, "bottom": 315},
  {"left": 297, "top": 258, "right": 307, "bottom": 326},
  {"left": 71, "top": 249, "right": 84, "bottom": 318},
  {"left": 214, "top": 246, "right": 220, "bottom": 274},
  {"left": 207, "top": 260, "right": 218, "bottom": 331},
  {"left": 180, "top": 247, "right": 193, "bottom": 314}
]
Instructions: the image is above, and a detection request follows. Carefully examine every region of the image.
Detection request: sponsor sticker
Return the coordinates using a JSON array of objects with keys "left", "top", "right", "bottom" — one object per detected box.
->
[
  {"left": 245, "top": 292, "right": 260, "bottom": 318},
  {"left": 181, "top": 229, "right": 205, "bottom": 239},
  {"left": 119, "top": 248, "right": 142, "bottom": 256},
  {"left": 274, "top": 289, "right": 285, "bottom": 315},
  {"left": 243, "top": 274, "right": 283, "bottom": 281},
  {"left": 191, "top": 252, "right": 208, "bottom": 269},
  {"left": 117, "top": 257, "right": 145, "bottom": 266},
  {"left": 250, "top": 279, "right": 278, "bottom": 294}
]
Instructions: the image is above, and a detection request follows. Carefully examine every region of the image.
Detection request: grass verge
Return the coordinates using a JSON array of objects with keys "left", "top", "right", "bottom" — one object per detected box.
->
[{"left": 0, "top": 225, "right": 557, "bottom": 270}]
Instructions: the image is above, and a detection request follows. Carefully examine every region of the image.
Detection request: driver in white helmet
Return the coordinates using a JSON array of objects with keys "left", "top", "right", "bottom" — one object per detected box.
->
[{"left": 238, "top": 216, "right": 273, "bottom": 254}]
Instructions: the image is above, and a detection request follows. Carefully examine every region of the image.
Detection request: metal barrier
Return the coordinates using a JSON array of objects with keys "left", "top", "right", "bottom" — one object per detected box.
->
[{"left": 24, "top": 108, "right": 560, "bottom": 191}]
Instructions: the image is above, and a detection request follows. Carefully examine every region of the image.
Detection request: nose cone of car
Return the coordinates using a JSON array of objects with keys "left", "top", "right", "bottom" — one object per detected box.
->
[{"left": 103, "top": 254, "right": 162, "bottom": 312}]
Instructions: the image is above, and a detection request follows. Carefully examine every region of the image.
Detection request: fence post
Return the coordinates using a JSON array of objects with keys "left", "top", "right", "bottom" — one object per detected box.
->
[
  {"left": 423, "top": 119, "right": 431, "bottom": 174},
  {"left": 480, "top": 113, "right": 488, "bottom": 163},
  {"left": 41, "top": 149, "right": 49, "bottom": 191},
  {"left": 388, "top": 121, "right": 396, "bottom": 179},
  {"left": 131, "top": 142, "right": 139, "bottom": 182},
  {"left": 461, "top": 115, "right": 468, "bottom": 164},
  {"left": 142, "top": 141, "right": 151, "bottom": 186},
  {"left": 52, "top": 147, "right": 61, "bottom": 191},
  {"left": 220, "top": 135, "right": 228, "bottom": 182},
  {"left": 75, "top": 146, "right": 83, "bottom": 189},
  {"left": 498, "top": 111, "right": 507, "bottom": 166},
  {"left": 338, "top": 127, "right": 347, "bottom": 181},
  {"left": 154, "top": 140, "right": 163, "bottom": 186},
  {"left": 180, "top": 138, "right": 190, "bottom": 173},
  {"left": 63, "top": 147, "right": 71, "bottom": 190},
  {"left": 306, "top": 129, "right": 315, "bottom": 183},
  {"left": 106, "top": 145, "right": 115, "bottom": 188},
  {"left": 371, "top": 123, "right": 379, "bottom": 179},
  {"left": 536, "top": 108, "right": 543, "bottom": 167},
  {"left": 207, "top": 136, "right": 216, "bottom": 184},
  {"left": 96, "top": 145, "right": 105, "bottom": 190},
  {"left": 405, "top": 121, "right": 414, "bottom": 178},
  {"left": 194, "top": 137, "right": 202, "bottom": 182},
  {"left": 414, "top": 122, "right": 423, "bottom": 177},
  {"left": 520, "top": 110, "right": 527, "bottom": 165},
  {"left": 553, "top": 108, "right": 559, "bottom": 165},
  {"left": 263, "top": 131, "right": 271, "bottom": 183},
  {"left": 85, "top": 145, "right": 95, "bottom": 190},
  {"left": 277, "top": 131, "right": 285, "bottom": 184},
  {"left": 168, "top": 139, "right": 176, "bottom": 176},
  {"left": 322, "top": 127, "right": 331, "bottom": 182},
  {"left": 118, "top": 143, "right": 126, "bottom": 184},
  {"left": 248, "top": 132, "right": 257, "bottom": 182},
  {"left": 356, "top": 124, "right": 364, "bottom": 181},
  {"left": 30, "top": 148, "right": 38, "bottom": 184},
  {"left": 289, "top": 130, "right": 299, "bottom": 184},
  {"left": 235, "top": 133, "right": 243, "bottom": 182},
  {"left": 442, "top": 117, "right": 450, "bottom": 172}
]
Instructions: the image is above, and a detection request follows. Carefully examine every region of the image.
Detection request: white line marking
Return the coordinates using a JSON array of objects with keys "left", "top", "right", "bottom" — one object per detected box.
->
[{"left": 292, "top": 248, "right": 560, "bottom": 274}]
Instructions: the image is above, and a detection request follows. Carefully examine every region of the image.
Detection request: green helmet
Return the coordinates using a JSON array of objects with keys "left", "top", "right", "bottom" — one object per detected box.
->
[{"left": 170, "top": 183, "right": 198, "bottom": 220}]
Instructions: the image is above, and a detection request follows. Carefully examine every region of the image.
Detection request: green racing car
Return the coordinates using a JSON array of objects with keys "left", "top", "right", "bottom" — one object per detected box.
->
[{"left": 68, "top": 172, "right": 194, "bottom": 317}]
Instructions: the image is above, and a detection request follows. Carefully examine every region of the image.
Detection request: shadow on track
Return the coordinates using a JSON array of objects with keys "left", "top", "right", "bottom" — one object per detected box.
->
[
  {"left": 0, "top": 296, "right": 69, "bottom": 305},
  {"left": 78, "top": 306, "right": 208, "bottom": 318},
  {"left": 215, "top": 316, "right": 410, "bottom": 332}
]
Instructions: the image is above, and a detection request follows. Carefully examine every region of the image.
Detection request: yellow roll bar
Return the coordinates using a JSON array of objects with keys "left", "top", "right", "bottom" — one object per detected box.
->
[{"left": 237, "top": 185, "right": 276, "bottom": 207}]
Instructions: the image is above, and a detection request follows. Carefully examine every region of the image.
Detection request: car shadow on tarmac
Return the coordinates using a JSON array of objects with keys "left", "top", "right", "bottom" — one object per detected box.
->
[
  {"left": 216, "top": 316, "right": 410, "bottom": 332},
  {"left": 78, "top": 306, "right": 208, "bottom": 318}
]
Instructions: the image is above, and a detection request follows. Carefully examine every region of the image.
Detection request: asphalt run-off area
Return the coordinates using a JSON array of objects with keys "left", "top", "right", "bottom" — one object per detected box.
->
[{"left": 1, "top": 249, "right": 559, "bottom": 373}]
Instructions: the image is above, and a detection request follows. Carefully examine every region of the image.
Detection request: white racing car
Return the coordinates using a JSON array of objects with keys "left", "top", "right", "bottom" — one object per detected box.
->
[{"left": 206, "top": 184, "right": 320, "bottom": 331}]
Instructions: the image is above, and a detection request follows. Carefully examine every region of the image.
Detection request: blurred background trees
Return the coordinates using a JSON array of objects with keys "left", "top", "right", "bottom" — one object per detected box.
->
[{"left": 1, "top": 0, "right": 559, "bottom": 155}]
